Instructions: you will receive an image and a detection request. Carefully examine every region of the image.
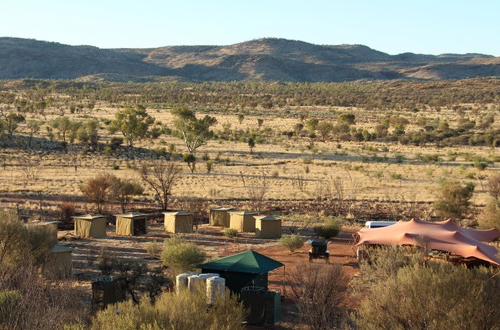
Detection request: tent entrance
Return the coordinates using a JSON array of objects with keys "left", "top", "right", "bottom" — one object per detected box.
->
[{"left": 133, "top": 218, "right": 146, "bottom": 235}]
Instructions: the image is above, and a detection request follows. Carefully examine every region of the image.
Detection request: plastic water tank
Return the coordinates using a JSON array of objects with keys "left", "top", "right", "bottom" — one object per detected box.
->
[
  {"left": 198, "top": 273, "right": 217, "bottom": 280},
  {"left": 206, "top": 276, "right": 226, "bottom": 305},
  {"left": 188, "top": 275, "right": 204, "bottom": 292},
  {"left": 176, "top": 273, "right": 190, "bottom": 294}
]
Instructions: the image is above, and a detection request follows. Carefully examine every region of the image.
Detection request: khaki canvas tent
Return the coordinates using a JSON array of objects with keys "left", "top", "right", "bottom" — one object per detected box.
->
[
  {"left": 74, "top": 215, "right": 107, "bottom": 238},
  {"left": 210, "top": 207, "right": 237, "bottom": 227},
  {"left": 164, "top": 211, "right": 193, "bottom": 233},
  {"left": 26, "top": 221, "right": 59, "bottom": 240},
  {"left": 230, "top": 211, "right": 258, "bottom": 232},
  {"left": 44, "top": 244, "right": 72, "bottom": 279},
  {"left": 115, "top": 213, "right": 147, "bottom": 236},
  {"left": 356, "top": 219, "right": 500, "bottom": 266},
  {"left": 255, "top": 215, "right": 282, "bottom": 239}
]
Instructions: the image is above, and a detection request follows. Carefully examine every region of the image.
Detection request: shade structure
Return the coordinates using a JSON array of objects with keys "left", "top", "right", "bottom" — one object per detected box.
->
[
  {"left": 164, "top": 211, "right": 193, "bottom": 233},
  {"left": 229, "top": 211, "right": 258, "bottom": 232},
  {"left": 210, "top": 207, "right": 237, "bottom": 227},
  {"left": 74, "top": 215, "right": 107, "bottom": 238},
  {"left": 356, "top": 219, "right": 500, "bottom": 266},
  {"left": 43, "top": 244, "right": 72, "bottom": 279},
  {"left": 115, "top": 213, "right": 147, "bottom": 236},
  {"left": 199, "top": 250, "right": 283, "bottom": 293},
  {"left": 255, "top": 215, "right": 282, "bottom": 239}
]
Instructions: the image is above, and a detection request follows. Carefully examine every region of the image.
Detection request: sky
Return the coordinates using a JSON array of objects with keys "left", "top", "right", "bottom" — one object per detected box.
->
[{"left": 1, "top": 0, "right": 499, "bottom": 56}]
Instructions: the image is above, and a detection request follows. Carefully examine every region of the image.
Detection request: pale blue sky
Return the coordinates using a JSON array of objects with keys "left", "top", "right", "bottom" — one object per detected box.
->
[{"left": 1, "top": 0, "right": 499, "bottom": 55}]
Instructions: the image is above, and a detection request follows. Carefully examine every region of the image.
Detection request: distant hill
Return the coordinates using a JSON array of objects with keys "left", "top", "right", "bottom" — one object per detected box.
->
[{"left": 0, "top": 37, "right": 498, "bottom": 82}]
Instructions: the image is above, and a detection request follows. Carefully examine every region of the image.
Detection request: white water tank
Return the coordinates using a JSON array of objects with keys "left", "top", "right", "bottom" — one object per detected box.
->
[
  {"left": 198, "top": 273, "right": 217, "bottom": 280},
  {"left": 206, "top": 276, "right": 226, "bottom": 305},
  {"left": 188, "top": 275, "right": 204, "bottom": 292},
  {"left": 176, "top": 273, "right": 190, "bottom": 294}
]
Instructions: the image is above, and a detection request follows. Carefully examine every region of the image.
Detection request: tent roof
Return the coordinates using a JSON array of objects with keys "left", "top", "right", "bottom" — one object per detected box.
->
[
  {"left": 115, "top": 212, "right": 147, "bottom": 218},
  {"left": 211, "top": 207, "right": 237, "bottom": 211},
  {"left": 163, "top": 211, "right": 191, "bottom": 216},
  {"left": 357, "top": 219, "right": 500, "bottom": 266},
  {"left": 229, "top": 211, "right": 258, "bottom": 215},
  {"left": 199, "top": 250, "right": 283, "bottom": 274},
  {"left": 73, "top": 214, "right": 106, "bottom": 220},
  {"left": 50, "top": 244, "right": 72, "bottom": 253},
  {"left": 255, "top": 215, "right": 281, "bottom": 221}
]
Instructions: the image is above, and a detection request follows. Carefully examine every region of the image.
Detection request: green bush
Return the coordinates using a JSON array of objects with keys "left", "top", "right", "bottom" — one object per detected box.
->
[
  {"left": 0, "top": 210, "right": 57, "bottom": 266},
  {"left": 313, "top": 218, "right": 341, "bottom": 239},
  {"left": 0, "top": 290, "right": 21, "bottom": 323},
  {"left": 90, "top": 288, "right": 245, "bottom": 330},
  {"left": 433, "top": 180, "right": 474, "bottom": 219},
  {"left": 223, "top": 228, "right": 238, "bottom": 239},
  {"left": 478, "top": 198, "right": 500, "bottom": 230},
  {"left": 145, "top": 240, "right": 160, "bottom": 258},
  {"left": 161, "top": 236, "right": 206, "bottom": 274},
  {"left": 353, "top": 262, "right": 500, "bottom": 330},
  {"left": 279, "top": 235, "right": 306, "bottom": 252}
]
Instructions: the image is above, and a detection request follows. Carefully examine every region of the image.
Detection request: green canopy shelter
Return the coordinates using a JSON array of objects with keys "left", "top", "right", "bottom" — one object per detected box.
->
[{"left": 199, "top": 250, "right": 283, "bottom": 293}]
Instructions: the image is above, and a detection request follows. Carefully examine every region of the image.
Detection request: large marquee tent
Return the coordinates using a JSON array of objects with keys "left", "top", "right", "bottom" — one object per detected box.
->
[{"left": 356, "top": 219, "right": 500, "bottom": 266}]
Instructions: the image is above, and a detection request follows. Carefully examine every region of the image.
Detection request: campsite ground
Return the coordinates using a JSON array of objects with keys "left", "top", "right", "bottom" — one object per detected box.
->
[{"left": 61, "top": 222, "right": 359, "bottom": 329}]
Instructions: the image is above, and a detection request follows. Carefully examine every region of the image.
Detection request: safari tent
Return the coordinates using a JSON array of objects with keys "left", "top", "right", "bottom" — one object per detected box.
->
[
  {"left": 229, "top": 211, "right": 258, "bottom": 232},
  {"left": 164, "top": 211, "right": 193, "bottom": 233},
  {"left": 255, "top": 215, "right": 282, "bottom": 239},
  {"left": 26, "top": 221, "right": 59, "bottom": 240},
  {"left": 199, "top": 250, "right": 283, "bottom": 293},
  {"left": 210, "top": 207, "right": 236, "bottom": 227},
  {"left": 74, "top": 215, "right": 107, "bottom": 238},
  {"left": 115, "top": 213, "right": 147, "bottom": 236},
  {"left": 356, "top": 219, "right": 500, "bottom": 266},
  {"left": 43, "top": 244, "right": 72, "bottom": 279}
]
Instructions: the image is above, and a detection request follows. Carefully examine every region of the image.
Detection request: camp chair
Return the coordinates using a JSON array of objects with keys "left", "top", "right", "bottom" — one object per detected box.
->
[{"left": 308, "top": 239, "right": 329, "bottom": 263}]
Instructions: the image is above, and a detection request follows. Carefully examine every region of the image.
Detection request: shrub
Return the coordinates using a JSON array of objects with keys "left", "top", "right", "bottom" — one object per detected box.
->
[
  {"left": 487, "top": 174, "right": 500, "bottom": 200},
  {"left": 313, "top": 218, "right": 341, "bottom": 239},
  {"left": 146, "top": 240, "right": 160, "bottom": 258},
  {"left": 80, "top": 173, "right": 114, "bottom": 213},
  {"left": 474, "top": 160, "right": 488, "bottom": 170},
  {"left": 0, "top": 212, "right": 82, "bottom": 329},
  {"left": 279, "top": 235, "right": 306, "bottom": 252},
  {"left": 478, "top": 199, "right": 500, "bottom": 230},
  {"left": 0, "top": 290, "right": 22, "bottom": 323},
  {"left": 0, "top": 211, "right": 57, "bottom": 267},
  {"left": 90, "top": 288, "right": 245, "bottom": 330},
  {"left": 206, "top": 160, "right": 214, "bottom": 173},
  {"left": 183, "top": 153, "right": 196, "bottom": 173},
  {"left": 58, "top": 202, "right": 75, "bottom": 224},
  {"left": 433, "top": 180, "right": 474, "bottom": 219},
  {"left": 109, "top": 137, "right": 124, "bottom": 150},
  {"left": 161, "top": 236, "right": 206, "bottom": 274},
  {"left": 223, "top": 228, "right": 238, "bottom": 239},
  {"left": 353, "top": 262, "right": 500, "bottom": 330},
  {"left": 289, "top": 263, "right": 349, "bottom": 330}
]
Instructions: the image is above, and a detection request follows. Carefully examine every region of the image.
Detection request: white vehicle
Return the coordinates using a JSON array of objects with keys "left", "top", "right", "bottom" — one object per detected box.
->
[{"left": 364, "top": 221, "right": 397, "bottom": 229}]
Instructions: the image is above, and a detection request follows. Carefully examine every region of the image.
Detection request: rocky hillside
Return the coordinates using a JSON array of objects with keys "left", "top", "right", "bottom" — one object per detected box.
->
[{"left": 0, "top": 37, "right": 498, "bottom": 82}]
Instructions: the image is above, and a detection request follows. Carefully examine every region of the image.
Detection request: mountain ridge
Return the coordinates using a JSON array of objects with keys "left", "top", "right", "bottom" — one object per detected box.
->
[{"left": 0, "top": 37, "right": 498, "bottom": 82}]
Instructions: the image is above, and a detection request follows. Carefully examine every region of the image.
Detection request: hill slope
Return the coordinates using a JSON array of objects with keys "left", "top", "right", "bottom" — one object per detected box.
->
[{"left": 0, "top": 37, "right": 498, "bottom": 82}]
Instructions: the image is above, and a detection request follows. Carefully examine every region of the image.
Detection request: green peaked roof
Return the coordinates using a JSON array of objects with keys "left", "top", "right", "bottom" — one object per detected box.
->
[{"left": 199, "top": 250, "right": 283, "bottom": 274}]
